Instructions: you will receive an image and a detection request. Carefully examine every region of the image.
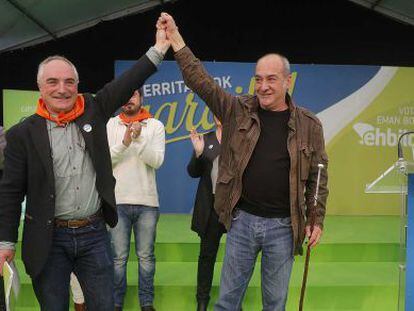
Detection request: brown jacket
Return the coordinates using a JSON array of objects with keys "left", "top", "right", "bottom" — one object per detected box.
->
[{"left": 175, "top": 47, "right": 328, "bottom": 255}]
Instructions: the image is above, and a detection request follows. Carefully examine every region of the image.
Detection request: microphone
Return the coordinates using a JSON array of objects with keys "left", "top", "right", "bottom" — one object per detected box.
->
[
  {"left": 397, "top": 131, "right": 414, "bottom": 160},
  {"left": 397, "top": 131, "right": 414, "bottom": 174},
  {"left": 313, "top": 163, "right": 324, "bottom": 207}
]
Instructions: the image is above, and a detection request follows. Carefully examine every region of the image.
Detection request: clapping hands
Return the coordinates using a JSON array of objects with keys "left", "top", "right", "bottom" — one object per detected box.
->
[
  {"left": 122, "top": 122, "right": 142, "bottom": 147},
  {"left": 190, "top": 128, "right": 204, "bottom": 158}
]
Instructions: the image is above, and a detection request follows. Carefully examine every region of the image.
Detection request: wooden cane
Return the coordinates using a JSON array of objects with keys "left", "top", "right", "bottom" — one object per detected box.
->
[
  {"left": 299, "top": 163, "right": 324, "bottom": 311},
  {"left": 299, "top": 226, "right": 313, "bottom": 311}
]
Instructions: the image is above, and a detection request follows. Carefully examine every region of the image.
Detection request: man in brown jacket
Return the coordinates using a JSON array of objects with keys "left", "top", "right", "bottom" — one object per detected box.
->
[{"left": 158, "top": 13, "right": 329, "bottom": 311}]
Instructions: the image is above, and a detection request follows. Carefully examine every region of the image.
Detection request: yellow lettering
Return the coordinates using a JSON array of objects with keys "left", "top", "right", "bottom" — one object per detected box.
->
[
  {"left": 289, "top": 72, "right": 298, "bottom": 96},
  {"left": 153, "top": 101, "right": 187, "bottom": 135},
  {"left": 248, "top": 77, "right": 255, "bottom": 95},
  {"left": 145, "top": 72, "right": 303, "bottom": 145},
  {"left": 184, "top": 93, "right": 214, "bottom": 131}
]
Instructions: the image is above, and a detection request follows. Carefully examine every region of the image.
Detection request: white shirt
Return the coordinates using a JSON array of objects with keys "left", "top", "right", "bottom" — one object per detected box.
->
[{"left": 106, "top": 116, "right": 165, "bottom": 207}]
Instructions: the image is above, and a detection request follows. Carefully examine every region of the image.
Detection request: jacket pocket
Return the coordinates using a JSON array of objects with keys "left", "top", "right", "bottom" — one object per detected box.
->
[
  {"left": 300, "top": 145, "right": 313, "bottom": 181},
  {"left": 215, "top": 171, "right": 234, "bottom": 215},
  {"left": 217, "top": 171, "right": 234, "bottom": 185}
]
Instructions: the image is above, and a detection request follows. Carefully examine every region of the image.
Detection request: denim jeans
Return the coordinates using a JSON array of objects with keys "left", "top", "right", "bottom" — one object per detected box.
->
[
  {"left": 32, "top": 218, "right": 114, "bottom": 311},
  {"left": 215, "top": 210, "right": 294, "bottom": 311},
  {"left": 109, "top": 204, "right": 159, "bottom": 308}
]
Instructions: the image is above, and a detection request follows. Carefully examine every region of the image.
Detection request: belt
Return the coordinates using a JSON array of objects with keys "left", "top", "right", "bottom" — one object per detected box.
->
[{"left": 54, "top": 210, "right": 103, "bottom": 228}]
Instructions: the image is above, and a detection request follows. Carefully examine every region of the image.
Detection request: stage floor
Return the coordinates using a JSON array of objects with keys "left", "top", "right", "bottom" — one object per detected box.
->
[{"left": 13, "top": 215, "right": 401, "bottom": 310}]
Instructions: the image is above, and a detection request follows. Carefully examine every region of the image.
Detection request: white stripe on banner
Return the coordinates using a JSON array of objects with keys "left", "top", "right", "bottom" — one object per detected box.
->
[{"left": 318, "top": 66, "right": 398, "bottom": 143}]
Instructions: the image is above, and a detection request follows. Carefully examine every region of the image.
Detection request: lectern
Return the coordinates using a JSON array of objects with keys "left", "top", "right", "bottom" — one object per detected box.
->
[{"left": 366, "top": 160, "right": 414, "bottom": 310}]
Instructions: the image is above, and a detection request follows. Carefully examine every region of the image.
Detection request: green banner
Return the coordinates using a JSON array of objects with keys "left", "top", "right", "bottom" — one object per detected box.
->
[{"left": 3, "top": 89, "right": 38, "bottom": 130}]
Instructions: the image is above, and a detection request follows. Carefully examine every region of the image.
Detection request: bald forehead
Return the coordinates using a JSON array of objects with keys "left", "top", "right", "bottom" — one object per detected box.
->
[
  {"left": 258, "top": 54, "right": 284, "bottom": 65},
  {"left": 257, "top": 54, "right": 283, "bottom": 70},
  {"left": 44, "top": 59, "right": 73, "bottom": 72},
  {"left": 256, "top": 54, "right": 290, "bottom": 77}
]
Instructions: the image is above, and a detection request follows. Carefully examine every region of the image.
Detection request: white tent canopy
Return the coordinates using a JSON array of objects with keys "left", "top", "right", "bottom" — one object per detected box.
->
[
  {"left": 1, "top": 0, "right": 413, "bottom": 54},
  {"left": 0, "top": 0, "right": 174, "bottom": 53}
]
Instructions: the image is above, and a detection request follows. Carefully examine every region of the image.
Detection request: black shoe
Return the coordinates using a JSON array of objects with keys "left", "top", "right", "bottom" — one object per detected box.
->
[
  {"left": 197, "top": 300, "right": 208, "bottom": 311},
  {"left": 141, "top": 306, "right": 155, "bottom": 311}
]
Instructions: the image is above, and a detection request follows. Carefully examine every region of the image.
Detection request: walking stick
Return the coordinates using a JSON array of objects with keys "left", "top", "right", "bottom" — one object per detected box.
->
[{"left": 299, "top": 163, "right": 324, "bottom": 311}]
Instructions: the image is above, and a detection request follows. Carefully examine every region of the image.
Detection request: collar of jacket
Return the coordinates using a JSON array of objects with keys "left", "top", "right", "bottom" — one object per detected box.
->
[
  {"left": 286, "top": 94, "right": 298, "bottom": 133},
  {"left": 241, "top": 93, "right": 298, "bottom": 132}
]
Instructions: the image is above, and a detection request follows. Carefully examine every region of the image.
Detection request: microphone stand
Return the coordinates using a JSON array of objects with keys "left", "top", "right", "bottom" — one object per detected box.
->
[{"left": 397, "top": 131, "right": 414, "bottom": 175}]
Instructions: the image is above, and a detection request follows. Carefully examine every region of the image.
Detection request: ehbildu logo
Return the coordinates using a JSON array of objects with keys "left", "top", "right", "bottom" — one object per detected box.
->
[{"left": 353, "top": 122, "right": 414, "bottom": 147}]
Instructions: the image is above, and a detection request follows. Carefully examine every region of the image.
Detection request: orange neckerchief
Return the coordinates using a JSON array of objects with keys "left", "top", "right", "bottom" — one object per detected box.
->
[
  {"left": 36, "top": 95, "right": 85, "bottom": 126},
  {"left": 119, "top": 108, "right": 152, "bottom": 124}
]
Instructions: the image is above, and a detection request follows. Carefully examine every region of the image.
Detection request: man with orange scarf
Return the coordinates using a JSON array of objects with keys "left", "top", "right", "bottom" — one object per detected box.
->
[
  {"left": 106, "top": 88, "right": 165, "bottom": 311},
  {"left": 0, "top": 23, "right": 170, "bottom": 310}
]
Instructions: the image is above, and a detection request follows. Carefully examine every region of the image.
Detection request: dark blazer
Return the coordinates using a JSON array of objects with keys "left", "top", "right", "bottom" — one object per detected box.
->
[
  {"left": 0, "top": 54, "right": 156, "bottom": 278},
  {"left": 187, "top": 131, "right": 225, "bottom": 237}
]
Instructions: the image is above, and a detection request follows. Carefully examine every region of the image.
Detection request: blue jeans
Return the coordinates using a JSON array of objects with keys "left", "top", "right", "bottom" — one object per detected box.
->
[
  {"left": 109, "top": 204, "right": 159, "bottom": 307},
  {"left": 32, "top": 218, "right": 114, "bottom": 311},
  {"left": 215, "top": 210, "right": 294, "bottom": 311}
]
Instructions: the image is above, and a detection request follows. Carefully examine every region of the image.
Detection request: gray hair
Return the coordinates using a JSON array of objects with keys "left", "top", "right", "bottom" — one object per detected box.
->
[
  {"left": 37, "top": 55, "right": 79, "bottom": 84},
  {"left": 258, "top": 53, "right": 291, "bottom": 76}
]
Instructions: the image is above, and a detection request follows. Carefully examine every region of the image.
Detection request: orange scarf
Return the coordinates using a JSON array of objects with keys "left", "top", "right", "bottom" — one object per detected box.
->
[
  {"left": 119, "top": 108, "right": 152, "bottom": 124},
  {"left": 36, "top": 95, "right": 85, "bottom": 126}
]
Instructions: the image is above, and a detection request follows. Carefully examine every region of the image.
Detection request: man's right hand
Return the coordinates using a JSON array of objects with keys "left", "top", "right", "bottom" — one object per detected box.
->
[{"left": 0, "top": 248, "right": 15, "bottom": 276}]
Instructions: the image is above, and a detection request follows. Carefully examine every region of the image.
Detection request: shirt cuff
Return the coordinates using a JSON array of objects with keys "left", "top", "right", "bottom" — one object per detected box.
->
[
  {"left": 0, "top": 241, "right": 16, "bottom": 251},
  {"left": 113, "top": 143, "right": 128, "bottom": 153},
  {"left": 146, "top": 46, "right": 165, "bottom": 67}
]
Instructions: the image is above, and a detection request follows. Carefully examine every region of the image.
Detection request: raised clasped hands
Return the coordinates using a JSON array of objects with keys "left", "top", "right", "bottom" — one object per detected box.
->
[
  {"left": 156, "top": 12, "right": 185, "bottom": 52},
  {"left": 154, "top": 20, "right": 170, "bottom": 55}
]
